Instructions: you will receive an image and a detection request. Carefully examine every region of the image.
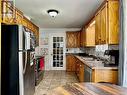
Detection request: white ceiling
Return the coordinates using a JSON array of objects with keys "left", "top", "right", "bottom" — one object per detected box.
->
[{"left": 15, "top": 0, "right": 104, "bottom": 28}]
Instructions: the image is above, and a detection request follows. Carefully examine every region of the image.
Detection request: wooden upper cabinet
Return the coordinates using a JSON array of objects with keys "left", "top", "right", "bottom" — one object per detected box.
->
[
  {"left": 77, "top": 32, "right": 81, "bottom": 47},
  {"left": 96, "top": 5, "right": 107, "bottom": 45},
  {"left": 85, "top": 20, "right": 95, "bottom": 47},
  {"left": 66, "top": 31, "right": 80, "bottom": 48},
  {"left": 83, "top": 28, "right": 86, "bottom": 47},
  {"left": 80, "top": 30, "right": 83, "bottom": 47},
  {"left": 95, "top": 13, "right": 101, "bottom": 45},
  {"left": 95, "top": 0, "right": 119, "bottom": 45},
  {"left": 108, "top": 0, "right": 119, "bottom": 44},
  {"left": 101, "top": 5, "right": 107, "bottom": 44},
  {"left": 80, "top": 28, "right": 86, "bottom": 47},
  {"left": 66, "top": 32, "right": 75, "bottom": 48},
  {"left": 15, "top": 9, "right": 23, "bottom": 25}
]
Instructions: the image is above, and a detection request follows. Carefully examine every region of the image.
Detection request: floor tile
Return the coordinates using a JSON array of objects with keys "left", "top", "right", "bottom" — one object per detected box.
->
[{"left": 34, "top": 70, "right": 79, "bottom": 95}]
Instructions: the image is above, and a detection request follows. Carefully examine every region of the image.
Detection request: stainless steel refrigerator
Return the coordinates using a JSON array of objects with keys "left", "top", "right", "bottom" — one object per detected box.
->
[{"left": 1, "top": 25, "right": 36, "bottom": 95}]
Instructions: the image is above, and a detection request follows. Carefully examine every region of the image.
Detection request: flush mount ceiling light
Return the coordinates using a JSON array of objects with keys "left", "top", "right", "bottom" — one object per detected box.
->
[{"left": 47, "top": 9, "right": 59, "bottom": 17}]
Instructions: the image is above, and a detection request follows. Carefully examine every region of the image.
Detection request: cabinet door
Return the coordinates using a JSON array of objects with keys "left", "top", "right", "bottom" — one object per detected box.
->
[
  {"left": 80, "top": 30, "right": 84, "bottom": 47},
  {"left": 79, "top": 63, "right": 85, "bottom": 82},
  {"left": 83, "top": 29, "right": 86, "bottom": 47},
  {"left": 80, "top": 28, "right": 86, "bottom": 47},
  {"left": 108, "top": 1, "right": 119, "bottom": 44},
  {"left": 66, "top": 32, "right": 71, "bottom": 48},
  {"left": 71, "top": 56, "right": 76, "bottom": 72},
  {"left": 95, "top": 13, "right": 101, "bottom": 45},
  {"left": 66, "top": 55, "right": 76, "bottom": 72},
  {"left": 22, "top": 18, "right": 28, "bottom": 27},
  {"left": 101, "top": 5, "right": 107, "bottom": 44},
  {"left": 66, "top": 32, "right": 80, "bottom": 48},
  {"left": 76, "top": 32, "right": 80, "bottom": 47},
  {"left": 73, "top": 33, "right": 77, "bottom": 47},
  {"left": 66, "top": 32, "right": 73, "bottom": 48},
  {"left": 76, "top": 60, "right": 80, "bottom": 77},
  {"left": 80, "top": 31, "right": 83, "bottom": 47},
  {"left": 66, "top": 55, "right": 71, "bottom": 71},
  {"left": 16, "top": 13, "right": 23, "bottom": 25},
  {"left": 92, "top": 69, "right": 118, "bottom": 84},
  {"left": 85, "top": 23, "right": 95, "bottom": 47}
]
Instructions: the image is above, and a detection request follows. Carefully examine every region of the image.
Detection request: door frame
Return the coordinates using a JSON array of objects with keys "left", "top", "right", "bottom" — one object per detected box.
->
[{"left": 49, "top": 32, "right": 66, "bottom": 70}]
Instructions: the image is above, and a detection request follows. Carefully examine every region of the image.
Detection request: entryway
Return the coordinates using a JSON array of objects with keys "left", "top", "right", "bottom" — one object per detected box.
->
[{"left": 49, "top": 33, "right": 66, "bottom": 70}]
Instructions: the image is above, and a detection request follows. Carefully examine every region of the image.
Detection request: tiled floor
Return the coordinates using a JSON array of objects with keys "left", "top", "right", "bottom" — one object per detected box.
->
[{"left": 34, "top": 70, "right": 79, "bottom": 95}]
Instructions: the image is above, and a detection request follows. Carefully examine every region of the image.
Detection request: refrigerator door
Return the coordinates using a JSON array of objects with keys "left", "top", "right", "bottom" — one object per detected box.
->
[
  {"left": 1, "top": 25, "right": 35, "bottom": 95},
  {"left": 30, "top": 32, "right": 36, "bottom": 50},
  {"left": 19, "top": 25, "right": 35, "bottom": 95},
  {"left": 19, "top": 51, "right": 35, "bottom": 95},
  {"left": 19, "top": 26, "right": 31, "bottom": 51},
  {"left": 19, "top": 25, "right": 25, "bottom": 51},
  {"left": 24, "top": 32, "right": 31, "bottom": 50},
  {"left": 23, "top": 51, "right": 35, "bottom": 95}
]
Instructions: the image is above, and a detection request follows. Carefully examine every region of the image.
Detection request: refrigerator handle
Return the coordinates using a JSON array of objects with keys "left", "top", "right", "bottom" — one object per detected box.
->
[{"left": 23, "top": 51, "right": 27, "bottom": 74}]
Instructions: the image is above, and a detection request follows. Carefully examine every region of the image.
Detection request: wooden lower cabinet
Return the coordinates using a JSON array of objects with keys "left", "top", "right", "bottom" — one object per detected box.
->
[
  {"left": 92, "top": 69, "right": 118, "bottom": 84},
  {"left": 75, "top": 59, "right": 85, "bottom": 82},
  {"left": 75, "top": 57, "right": 118, "bottom": 84},
  {"left": 67, "top": 56, "right": 118, "bottom": 84},
  {"left": 75, "top": 60, "right": 80, "bottom": 77},
  {"left": 79, "top": 63, "right": 85, "bottom": 82},
  {"left": 66, "top": 55, "right": 76, "bottom": 72}
]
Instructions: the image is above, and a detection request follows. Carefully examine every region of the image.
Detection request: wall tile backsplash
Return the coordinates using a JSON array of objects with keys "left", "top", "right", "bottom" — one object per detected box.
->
[
  {"left": 35, "top": 46, "right": 48, "bottom": 56},
  {"left": 66, "top": 48, "right": 84, "bottom": 53},
  {"left": 82, "top": 44, "right": 119, "bottom": 60}
]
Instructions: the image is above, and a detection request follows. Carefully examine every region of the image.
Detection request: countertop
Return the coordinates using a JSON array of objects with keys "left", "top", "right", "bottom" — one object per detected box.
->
[
  {"left": 75, "top": 55, "right": 118, "bottom": 70},
  {"left": 47, "top": 83, "right": 127, "bottom": 95}
]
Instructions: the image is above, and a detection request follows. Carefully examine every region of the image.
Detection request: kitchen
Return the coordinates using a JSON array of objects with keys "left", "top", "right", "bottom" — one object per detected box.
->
[{"left": 1, "top": 0, "right": 127, "bottom": 95}]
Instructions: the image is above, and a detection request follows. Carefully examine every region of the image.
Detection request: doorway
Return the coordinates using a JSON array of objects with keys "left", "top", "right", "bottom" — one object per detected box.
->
[{"left": 49, "top": 33, "right": 66, "bottom": 70}]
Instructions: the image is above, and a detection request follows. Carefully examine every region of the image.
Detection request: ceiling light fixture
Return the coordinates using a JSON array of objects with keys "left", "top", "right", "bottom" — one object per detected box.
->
[{"left": 47, "top": 9, "right": 59, "bottom": 17}]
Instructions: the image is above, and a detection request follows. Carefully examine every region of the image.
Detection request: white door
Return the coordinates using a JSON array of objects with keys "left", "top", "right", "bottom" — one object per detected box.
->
[{"left": 49, "top": 33, "right": 66, "bottom": 70}]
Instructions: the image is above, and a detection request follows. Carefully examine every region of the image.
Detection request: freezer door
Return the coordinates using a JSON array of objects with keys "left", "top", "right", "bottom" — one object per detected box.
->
[
  {"left": 23, "top": 51, "right": 35, "bottom": 95},
  {"left": 19, "top": 51, "right": 35, "bottom": 95}
]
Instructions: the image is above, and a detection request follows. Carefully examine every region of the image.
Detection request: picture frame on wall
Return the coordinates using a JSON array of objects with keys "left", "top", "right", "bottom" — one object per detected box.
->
[{"left": 40, "top": 37, "right": 48, "bottom": 45}]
